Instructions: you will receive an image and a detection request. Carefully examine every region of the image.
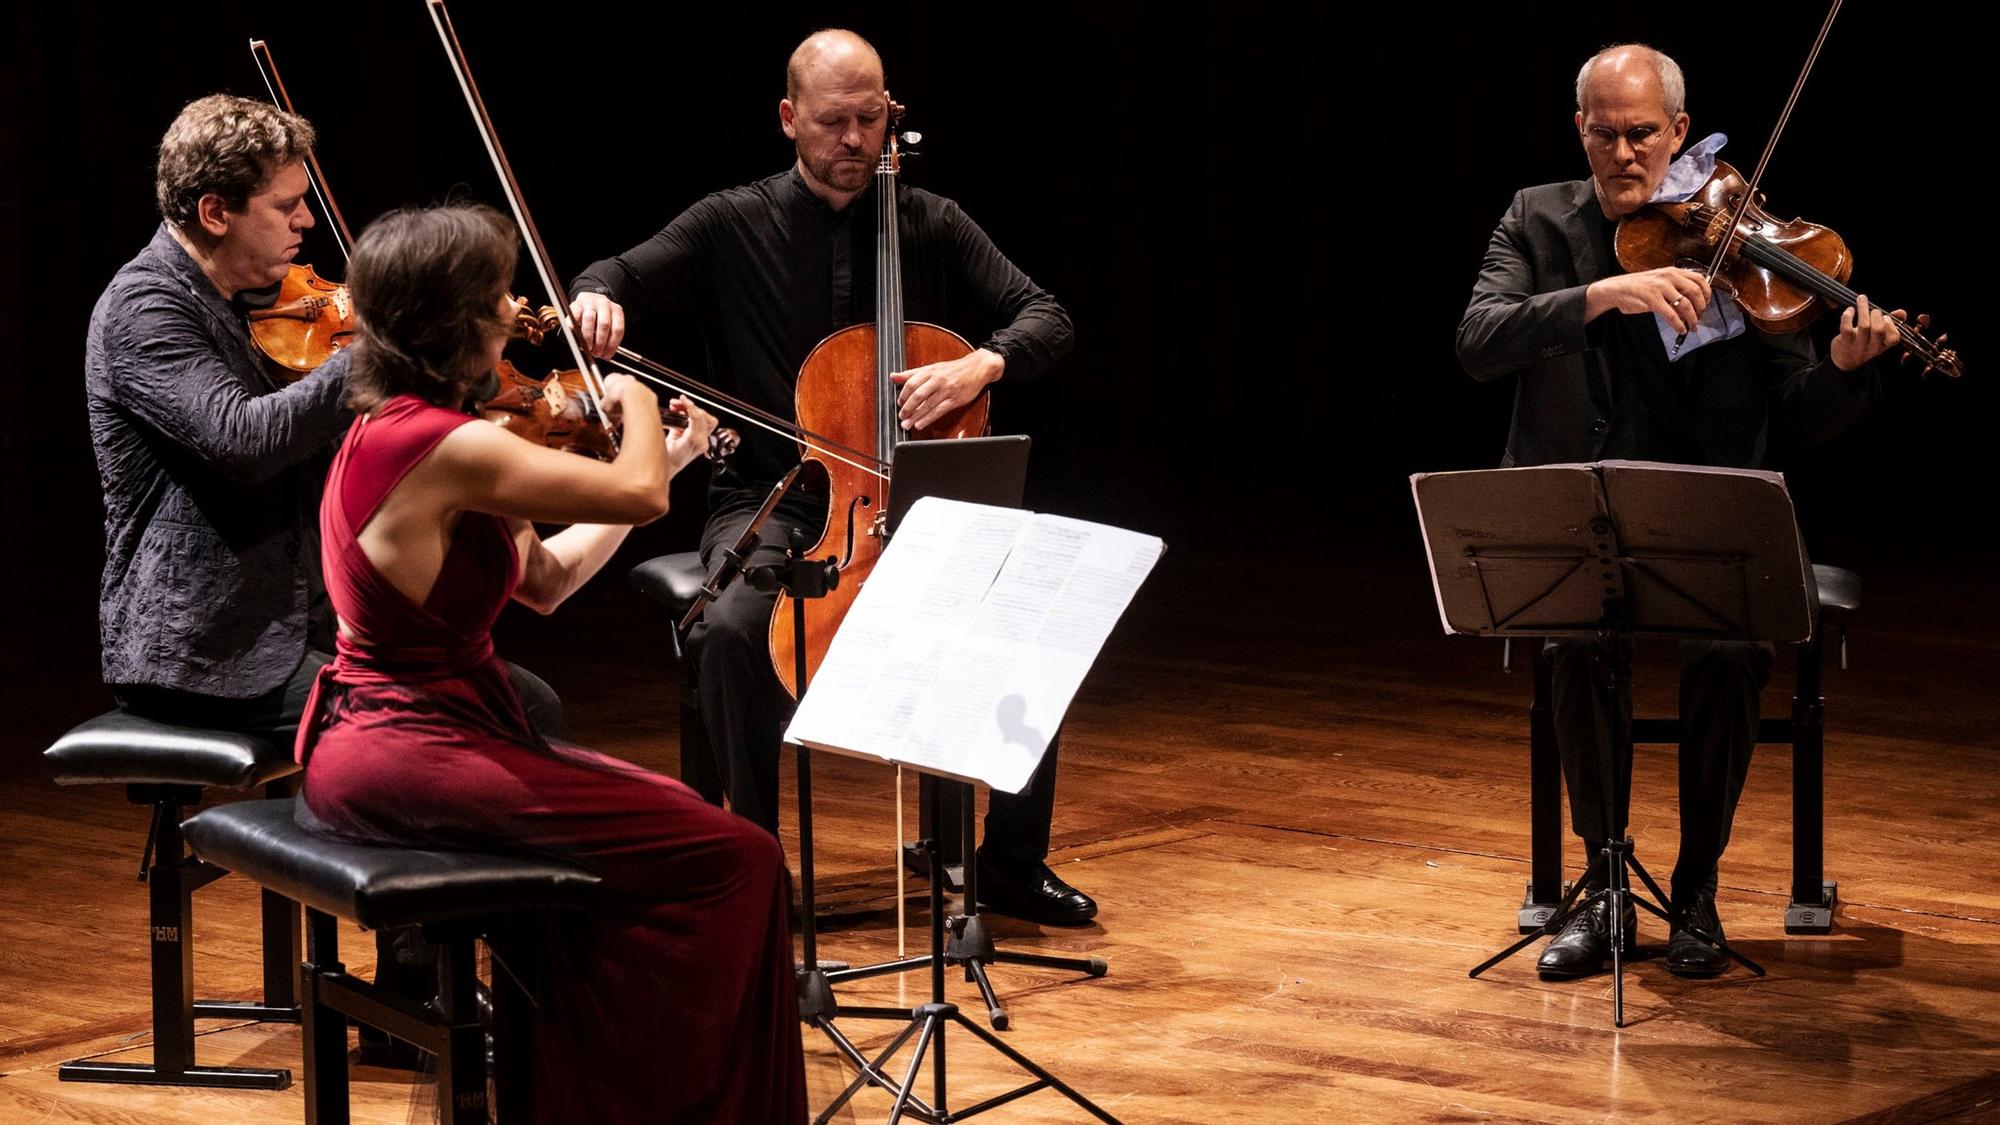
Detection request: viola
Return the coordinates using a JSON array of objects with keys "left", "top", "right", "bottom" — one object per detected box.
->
[{"left": 1615, "top": 159, "right": 1961, "bottom": 377}]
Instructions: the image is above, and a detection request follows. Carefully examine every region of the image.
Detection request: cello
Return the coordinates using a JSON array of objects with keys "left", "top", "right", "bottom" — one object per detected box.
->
[{"left": 767, "top": 97, "right": 991, "bottom": 696}]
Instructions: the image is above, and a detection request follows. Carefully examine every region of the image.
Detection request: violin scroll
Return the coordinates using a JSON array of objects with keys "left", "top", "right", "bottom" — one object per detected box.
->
[
  {"left": 506, "top": 296, "right": 562, "bottom": 347},
  {"left": 1900, "top": 313, "right": 1962, "bottom": 379}
]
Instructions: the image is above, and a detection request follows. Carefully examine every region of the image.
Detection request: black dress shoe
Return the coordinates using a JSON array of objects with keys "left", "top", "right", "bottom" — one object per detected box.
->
[
  {"left": 1666, "top": 890, "right": 1731, "bottom": 978},
  {"left": 1536, "top": 894, "right": 1637, "bottom": 980},
  {"left": 974, "top": 855, "right": 1098, "bottom": 926}
]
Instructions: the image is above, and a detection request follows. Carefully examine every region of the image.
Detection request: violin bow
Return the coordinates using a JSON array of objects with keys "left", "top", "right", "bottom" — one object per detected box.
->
[
  {"left": 1674, "top": 1, "right": 1843, "bottom": 356},
  {"left": 426, "top": 0, "right": 622, "bottom": 450},
  {"left": 423, "top": 0, "right": 890, "bottom": 480},
  {"left": 249, "top": 38, "right": 356, "bottom": 264},
  {"left": 1702, "top": 0, "right": 1844, "bottom": 287}
]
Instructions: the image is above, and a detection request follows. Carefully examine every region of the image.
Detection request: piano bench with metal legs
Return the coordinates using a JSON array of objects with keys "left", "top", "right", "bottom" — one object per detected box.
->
[
  {"left": 43, "top": 711, "right": 305, "bottom": 1089},
  {"left": 1516, "top": 563, "right": 1862, "bottom": 936},
  {"left": 182, "top": 798, "right": 600, "bottom": 1125}
]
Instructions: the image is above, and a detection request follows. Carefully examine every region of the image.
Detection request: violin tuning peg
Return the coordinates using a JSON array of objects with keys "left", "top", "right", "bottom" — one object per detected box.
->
[{"left": 1915, "top": 312, "right": 1933, "bottom": 332}]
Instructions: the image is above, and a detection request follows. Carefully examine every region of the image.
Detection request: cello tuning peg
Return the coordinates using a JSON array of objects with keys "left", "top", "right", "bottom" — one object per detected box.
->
[{"left": 900, "top": 130, "right": 922, "bottom": 146}]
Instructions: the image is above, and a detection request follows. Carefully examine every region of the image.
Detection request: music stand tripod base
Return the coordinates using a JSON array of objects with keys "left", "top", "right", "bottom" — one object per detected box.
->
[
  {"left": 1414, "top": 461, "right": 1802, "bottom": 1025},
  {"left": 825, "top": 778, "right": 1106, "bottom": 1030},
  {"left": 814, "top": 775, "right": 1121, "bottom": 1125}
]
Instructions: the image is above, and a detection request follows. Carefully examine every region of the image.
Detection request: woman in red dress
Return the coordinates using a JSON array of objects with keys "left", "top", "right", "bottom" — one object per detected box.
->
[{"left": 294, "top": 203, "right": 806, "bottom": 1123}]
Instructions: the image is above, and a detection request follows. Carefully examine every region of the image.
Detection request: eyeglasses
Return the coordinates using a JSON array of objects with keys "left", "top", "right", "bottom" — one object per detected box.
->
[{"left": 1583, "top": 125, "right": 1669, "bottom": 153}]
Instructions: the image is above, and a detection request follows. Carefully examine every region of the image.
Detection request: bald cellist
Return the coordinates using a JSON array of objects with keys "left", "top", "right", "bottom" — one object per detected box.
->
[{"left": 570, "top": 30, "right": 1095, "bottom": 926}]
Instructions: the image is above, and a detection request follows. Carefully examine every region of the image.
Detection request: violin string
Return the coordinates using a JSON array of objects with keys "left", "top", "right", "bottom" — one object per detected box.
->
[
  {"left": 878, "top": 127, "right": 905, "bottom": 460},
  {"left": 607, "top": 358, "right": 891, "bottom": 483},
  {"left": 250, "top": 39, "right": 354, "bottom": 263},
  {"left": 1687, "top": 207, "right": 1941, "bottom": 356},
  {"left": 606, "top": 344, "right": 890, "bottom": 473}
]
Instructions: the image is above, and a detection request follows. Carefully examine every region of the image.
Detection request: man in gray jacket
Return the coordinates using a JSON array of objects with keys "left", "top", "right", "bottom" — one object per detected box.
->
[{"left": 87, "top": 93, "right": 350, "bottom": 735}]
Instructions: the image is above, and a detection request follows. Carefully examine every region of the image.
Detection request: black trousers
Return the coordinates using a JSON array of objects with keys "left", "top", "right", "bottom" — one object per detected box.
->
[
  {"left": 689, "top": 503, "right": 1059, "bottom": 864},
  {"left": 116, "top": 650, "right": 568, "bottom": 1017},
  {"left": 1544, "top": 637, "right": 1772, "bottom": 906}
]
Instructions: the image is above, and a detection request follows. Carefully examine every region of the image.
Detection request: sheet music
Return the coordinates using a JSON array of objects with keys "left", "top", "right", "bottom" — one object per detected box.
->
[{"left": 786, "top": 497, "right": 1164, "bottom": 792}]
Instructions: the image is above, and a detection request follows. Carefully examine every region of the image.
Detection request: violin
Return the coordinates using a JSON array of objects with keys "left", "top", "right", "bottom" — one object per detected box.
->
[
  {"left": 767, "top": 96, "right": 989, "bottom": 696},
  {"left": 478, "top": 360, "right": 740, "bottom": 462},
  {"left": 243, "top": 262, "right": 353, "bottom": 377},
  {"left": 1615, "top": 159, "right": 1962, "bottom": 378},
  {"left": 245, "top": 275, "right": 567, "bottom": 381}
]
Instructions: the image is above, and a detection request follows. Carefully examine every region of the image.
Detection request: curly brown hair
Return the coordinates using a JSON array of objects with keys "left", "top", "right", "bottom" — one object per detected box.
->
[
  {"left": 345, "top": 205, "right": 519, "bottom": 412},
  {"left": 155, "top": 94, "right": 316, "bottom": 227}
]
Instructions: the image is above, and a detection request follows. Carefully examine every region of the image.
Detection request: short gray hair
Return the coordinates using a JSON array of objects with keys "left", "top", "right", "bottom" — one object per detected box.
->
[{"left": 1575, "top": 44, "right": 1685, "bottom": 119}]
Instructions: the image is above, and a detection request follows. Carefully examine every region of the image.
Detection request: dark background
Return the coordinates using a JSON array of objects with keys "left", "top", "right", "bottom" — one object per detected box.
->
[{"left": 1, "top": 1, "right": 1985, "bottom": 678}]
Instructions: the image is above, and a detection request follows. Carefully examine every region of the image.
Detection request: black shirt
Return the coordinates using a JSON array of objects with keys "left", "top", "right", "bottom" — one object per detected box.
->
[
  {"left": 1587, "top": 214, "right": 1705, "bottom": 463},
  {"left": 572, "top": 167, "right": 1072, "bottom": 510}
]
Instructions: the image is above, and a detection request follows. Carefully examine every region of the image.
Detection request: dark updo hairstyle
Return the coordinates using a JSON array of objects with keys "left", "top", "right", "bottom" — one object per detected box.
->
[{"left": 345, "top": 204, "right": 519, "bottom": 411}]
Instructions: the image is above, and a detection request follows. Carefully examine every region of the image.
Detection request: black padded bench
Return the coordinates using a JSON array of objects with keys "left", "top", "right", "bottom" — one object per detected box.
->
[
  {"left": 1517, "top": 562, "right": 1862, "bottom": 935},
  {"left": 44, "top": 711, "right": 304, "bottom": 1088},
  {"left": 182, "top": 797, "right": 601, "bottom": 1125}
]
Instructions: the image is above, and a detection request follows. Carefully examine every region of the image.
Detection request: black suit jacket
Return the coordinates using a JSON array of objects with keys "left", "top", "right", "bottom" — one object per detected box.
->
[{"left": 1455, "top": 179, "right": 1878, "bottom": 468}]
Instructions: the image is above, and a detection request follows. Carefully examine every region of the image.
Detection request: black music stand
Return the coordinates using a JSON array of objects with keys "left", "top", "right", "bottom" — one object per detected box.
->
[
  {"left": 815, "top": 770, "right": 1119, "bottom": 1125},
  {"left": 786, "top": 484, "right": 1145, "bottom": 1123},
  {"left": 667, "top": 467, "right": 909, "bottom": 1078},
  {"left": 1412, "top": 461, "right": 1808, "bottom": 1026},
  {"left": 812, "top": 437, "right": 1106, "bottom": 1032},
  {"left": 893, "top": 436, "right": 1034, "bottom": 889}
]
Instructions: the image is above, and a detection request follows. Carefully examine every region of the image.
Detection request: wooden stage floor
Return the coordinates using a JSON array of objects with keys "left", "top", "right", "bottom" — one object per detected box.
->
[{"left": 3, "top": 542, "right": 1996, "bottom": 1122}]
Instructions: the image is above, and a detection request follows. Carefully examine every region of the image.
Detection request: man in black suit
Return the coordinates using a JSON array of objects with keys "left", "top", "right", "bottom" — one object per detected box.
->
[{"left": 1455, "top": 44, "right": 1901, "bottom": 979}]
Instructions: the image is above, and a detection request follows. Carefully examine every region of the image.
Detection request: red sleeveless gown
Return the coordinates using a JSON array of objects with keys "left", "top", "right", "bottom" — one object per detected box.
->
[{"left": 295, "top": 395, "right": 805, "bottom": 1123}]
